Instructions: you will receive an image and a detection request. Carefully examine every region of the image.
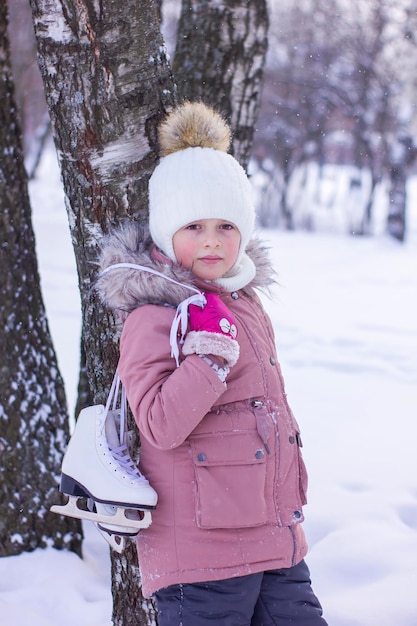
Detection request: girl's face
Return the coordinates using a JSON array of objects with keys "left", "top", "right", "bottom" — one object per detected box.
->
[{"left": 172, "top": 218, "right": 241, "bottom": 280}]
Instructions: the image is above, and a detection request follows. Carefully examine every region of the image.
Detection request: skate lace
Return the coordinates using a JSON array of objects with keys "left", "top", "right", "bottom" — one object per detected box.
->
[
  {"left": 108, "top": 442, "right": 143, "bottom": 479},
  {"left": 105, "top": 374, "right": 145, "bottom": 481},
  {"left": 169, "top": 292, "right": 207, "bottom": 365},
  {"left": 99, "top": 262, "right": 206, "bottom": 366}
]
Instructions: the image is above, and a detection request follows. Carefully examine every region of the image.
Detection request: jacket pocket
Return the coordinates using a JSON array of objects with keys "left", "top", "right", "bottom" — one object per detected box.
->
[{"left": 190, "top": 430, "right": 268, "bottom": 529}]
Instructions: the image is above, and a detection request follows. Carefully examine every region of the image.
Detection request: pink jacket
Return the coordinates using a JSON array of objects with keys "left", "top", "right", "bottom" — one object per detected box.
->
[{"left": 97, "top": 222, "right": 308, "bottom": 598}]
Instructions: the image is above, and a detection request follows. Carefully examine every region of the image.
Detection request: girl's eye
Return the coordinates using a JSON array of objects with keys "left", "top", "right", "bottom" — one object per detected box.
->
[
  {"left": 186, "top": 223, "right": 200, "bottom": 230},
  {"left": 220, "top": 223, "right": 234, "bottom": 230}
]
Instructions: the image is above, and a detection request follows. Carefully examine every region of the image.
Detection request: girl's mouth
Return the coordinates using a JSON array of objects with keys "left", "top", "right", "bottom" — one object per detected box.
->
[{"left": 200, "top": 256, "right": 222, "bottom": 264}]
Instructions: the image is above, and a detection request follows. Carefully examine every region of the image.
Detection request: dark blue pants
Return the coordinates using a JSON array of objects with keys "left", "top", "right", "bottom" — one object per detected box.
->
[{"left": 154, "top": 559, "right": 328, "bottom": 626}]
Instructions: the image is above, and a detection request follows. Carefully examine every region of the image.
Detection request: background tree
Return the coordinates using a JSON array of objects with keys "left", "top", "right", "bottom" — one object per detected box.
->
[
  {"left": 254, "top": 0, "right": 417, "bottom": 240},
  {"left": 7, "top": 0, "right": 49, "bottom": 176},
  {"left": 382, "top": 0, "right": 417, "bottom": 241},
  {"left": 173, "top": 0, "right": 269, "bottom": 168},
  {"left": 336, "top": 0, "right": 398, "bottom": 235},
  {"left": 254, "top": 0, "right": 342, "bottom": 228},
  {"left": 0, "top": 1, "right": 81, "bottom": 557}
]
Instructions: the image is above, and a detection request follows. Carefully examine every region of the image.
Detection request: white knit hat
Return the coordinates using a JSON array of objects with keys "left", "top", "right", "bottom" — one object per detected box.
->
[{"left": 149, "top": 103, "right": 256, "bottom": 287}]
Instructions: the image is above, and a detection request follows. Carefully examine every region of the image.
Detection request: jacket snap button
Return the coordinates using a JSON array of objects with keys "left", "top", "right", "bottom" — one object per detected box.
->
[
  {"left": 197, "top": 453, "right": 207, "bottom": 462},
  {"left": 293, "top": 510, "right": 302, "bottom": 519},
  {"left": 231, "top": 292, "right": 239, "bottom": 300},
  {"left": 289, "top": 436, "right": 295, "bottom": 444},
  {"left": 255, "top": 449, "right": 264, "bottom": 459},
  {"left": 251, "top": 399, "right": 263, "bottom": 408},
  {"left": 269, "top": 356, "right": 276, "bottom": 366}
]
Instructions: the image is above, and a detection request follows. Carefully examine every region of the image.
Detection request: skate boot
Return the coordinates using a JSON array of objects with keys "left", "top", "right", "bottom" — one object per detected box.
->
[
  {"left": 51, "top": 388, "right": 157, "bottom": 551},
  {"left": 95, "top": 408, "right": 156, "bottom": 552}
]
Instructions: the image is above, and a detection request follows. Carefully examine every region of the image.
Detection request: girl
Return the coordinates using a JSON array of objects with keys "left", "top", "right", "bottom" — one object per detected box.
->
[{"left": 97, "top": 102, "right": 327, "bottom": 625}]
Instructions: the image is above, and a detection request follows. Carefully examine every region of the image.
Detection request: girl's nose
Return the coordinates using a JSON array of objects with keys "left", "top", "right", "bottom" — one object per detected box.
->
[
  {"left": 203, "top": 228, "right": 220, "bottom": 247},
  {"left": 203, "top": 234, "right": 220, "bottom": 247}
]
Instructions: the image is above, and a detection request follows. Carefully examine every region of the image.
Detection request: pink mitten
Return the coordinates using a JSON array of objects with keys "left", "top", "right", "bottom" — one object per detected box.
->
[
  {"left": 182, "top": 293, "right": 240, "bottom": 366},
  {"left": 188, "top": 293, "right": 238, "bottom": 338}
]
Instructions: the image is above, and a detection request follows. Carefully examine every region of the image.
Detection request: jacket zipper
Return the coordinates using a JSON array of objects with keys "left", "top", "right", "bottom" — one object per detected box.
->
[{"left": 289, "top": 525, "right": 297, "bottom": 566}]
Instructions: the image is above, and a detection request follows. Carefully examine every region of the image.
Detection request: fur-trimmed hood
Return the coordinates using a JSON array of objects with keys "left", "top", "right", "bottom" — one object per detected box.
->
[{"left": 95, "top": 220, "right": 276, "bottom": 314}]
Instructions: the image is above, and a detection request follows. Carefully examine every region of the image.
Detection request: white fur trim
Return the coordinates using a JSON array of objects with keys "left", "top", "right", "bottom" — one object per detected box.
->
[
  {"left": 211, "top": 252, "right": 256, "bottom": 292},
  {"left": 182, "top": 331, "right": 240, "bottom": 367}
]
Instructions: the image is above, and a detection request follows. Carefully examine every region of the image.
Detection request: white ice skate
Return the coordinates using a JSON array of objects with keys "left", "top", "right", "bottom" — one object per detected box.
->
[{"left": 51, "top": 374, "right": 157, "bottom": 552}]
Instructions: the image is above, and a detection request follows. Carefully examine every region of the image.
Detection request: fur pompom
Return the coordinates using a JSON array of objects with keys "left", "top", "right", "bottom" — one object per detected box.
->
[{"left": 158, "top": 101, "right": 231, "bottom": 156}]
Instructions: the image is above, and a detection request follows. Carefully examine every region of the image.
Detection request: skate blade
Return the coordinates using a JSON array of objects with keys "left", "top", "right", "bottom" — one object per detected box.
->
[
  {"left": 94, "top": 524, "right": 127, "bottom": 553},
  {"left": 50, "top": 495, "right": 153, "bottom": 530}
]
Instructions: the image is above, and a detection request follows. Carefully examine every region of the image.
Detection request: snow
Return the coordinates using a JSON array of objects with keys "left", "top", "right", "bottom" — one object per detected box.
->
[{"left": 1, "top": 146, "right": 416, "bottom": 625}]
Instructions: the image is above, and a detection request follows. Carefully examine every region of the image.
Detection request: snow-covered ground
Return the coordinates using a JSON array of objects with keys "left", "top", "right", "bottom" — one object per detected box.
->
[{"left": 0, "top": 146, "right": 416, "bottom": 625}]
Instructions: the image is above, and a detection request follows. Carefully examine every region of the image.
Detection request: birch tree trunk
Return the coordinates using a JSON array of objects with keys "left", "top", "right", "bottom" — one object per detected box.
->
[
  {"left": 30, "top": 0, "right": 175, "bottom": 623},
  {"left": 0, "top": 1, "right": 81, "bottom": 557},
  {"left": 387, "top": 163, "right": 407, "bottom": 242},
  {"left": 173, "top": 0, "right": 269, "bottom": 168},
  {"left": 386, "top": 136, "right": 416, "bottom": 242}
]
